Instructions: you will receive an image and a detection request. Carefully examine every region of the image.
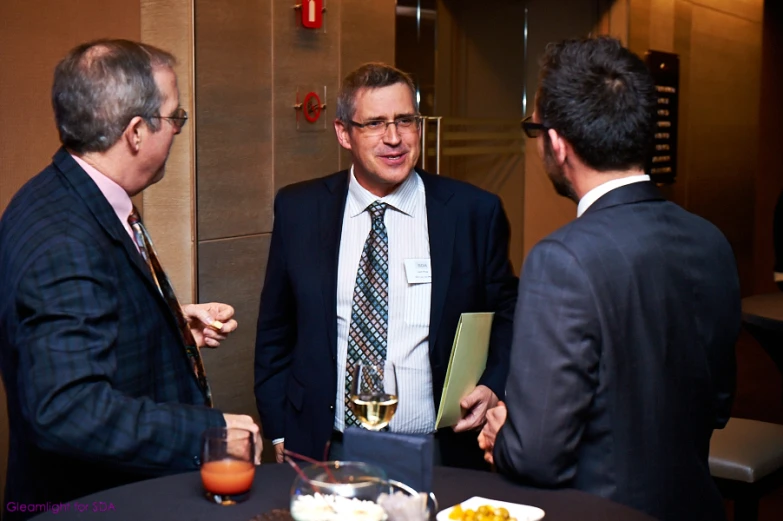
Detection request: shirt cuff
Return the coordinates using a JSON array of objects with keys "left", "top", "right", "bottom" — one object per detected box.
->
[{"left": 272, "top": 438, "right": 285, "bottom": 445}]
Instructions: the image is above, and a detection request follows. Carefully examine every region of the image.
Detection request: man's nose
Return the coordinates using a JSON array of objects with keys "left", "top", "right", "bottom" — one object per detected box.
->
[{"left": 383, "top": 122, "right": 402, "bottom": 144}]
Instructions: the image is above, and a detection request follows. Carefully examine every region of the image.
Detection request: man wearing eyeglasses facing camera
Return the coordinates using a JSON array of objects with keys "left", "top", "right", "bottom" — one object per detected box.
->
[
  {"left": 254, "top": 62, "right": 518, "bottom": 469},
  {"left": 478, "top": 37, "right": 739, "bottom": 521},
  {"left": 0, "top": 39, "right": 260, "bottom": 520}
]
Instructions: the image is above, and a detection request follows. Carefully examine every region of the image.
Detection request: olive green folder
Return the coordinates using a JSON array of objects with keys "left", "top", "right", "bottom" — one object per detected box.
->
[{"left": 435, "top": 312, "right": 495, "bottom": 429}]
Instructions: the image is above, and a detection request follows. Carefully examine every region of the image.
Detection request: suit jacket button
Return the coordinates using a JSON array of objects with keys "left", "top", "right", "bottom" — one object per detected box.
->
[
  {"left": 329, "top": 405, "right": 334, "bottom": 411},
  {"left": 193, "top": 456, "right": 201, "bottom": 467}
]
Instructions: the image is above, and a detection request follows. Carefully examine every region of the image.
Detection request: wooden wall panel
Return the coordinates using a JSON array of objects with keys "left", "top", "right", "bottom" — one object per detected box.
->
[
  {"left": 521, "top": 0, "right": 602, "bottom": 258},
  {"left": 195, "top": 0, "right": 273, "bottom": 242},
  {"left": 754, "top": 0, "right": 783, "bottom": 294},
  {"left": 688, "top": 0, "right": 762, "bottom": 23},
  {"left": 198, "top": 236, "right": 269, "bottom": 416},
  {"left": 685, "top": 5, "right": 761, "bottom": 294},
  {"left": 141, "top": 0, "right": 197, "bottom": 302},
  {"left": 439, "top": 0, "right": 528, "bottom": 272},
  {"left": 340, "top": 0, "right": 396, "bottom": 79},
  {"left": 0, "top": 0, "right": 140, "bottom": 212},
  {"left": 273, "top": 1, "right": 341, "bottom": 190},
  {"left": 649, "top": 0, "right": 675, "bottom": 51}
]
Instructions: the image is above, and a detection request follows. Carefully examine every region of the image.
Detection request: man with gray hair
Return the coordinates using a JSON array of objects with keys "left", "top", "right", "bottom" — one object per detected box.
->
[
  {"left": 254, "top": 62, "right": 518, "bottom": 468},
  {"left": 0, "top": 39, "right": 259, "bottom": 518}
]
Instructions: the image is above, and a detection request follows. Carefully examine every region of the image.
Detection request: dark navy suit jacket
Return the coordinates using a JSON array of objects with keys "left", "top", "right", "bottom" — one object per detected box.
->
[
  {"left": 254, "top": 169, "right": 518, "bottom": 466},
  {"left": 495, "top": 182, "right": 740, "bottom": 521},
  {"left": 0, "top": 149, "right": 224, "bottom": 519}
]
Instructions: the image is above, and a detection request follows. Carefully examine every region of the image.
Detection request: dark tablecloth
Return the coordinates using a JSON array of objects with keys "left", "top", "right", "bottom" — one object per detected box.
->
[
  {"left": 742, "top": 294, "right": 783, "bottom": 386},
  {"left": 29, "top": 464, "right": 655, "bottom": 521}
]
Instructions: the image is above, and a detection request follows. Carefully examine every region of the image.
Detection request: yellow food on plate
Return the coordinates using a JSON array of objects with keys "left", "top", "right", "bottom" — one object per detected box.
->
[{"left": 447, "top": 503, "right": 517, "bottom": 521}]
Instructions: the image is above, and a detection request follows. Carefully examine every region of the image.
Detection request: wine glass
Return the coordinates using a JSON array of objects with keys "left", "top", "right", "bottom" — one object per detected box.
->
[{"left": 349, "top": 361, "right": 398, "bottom": 431}]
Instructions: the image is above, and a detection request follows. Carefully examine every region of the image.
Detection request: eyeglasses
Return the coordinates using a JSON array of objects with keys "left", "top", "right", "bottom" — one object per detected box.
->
[
  {"left": 348, "top": 115, "right": 422, "bottom": 136},
  {"left": 151, "top": 107, "right": 188, "bottom": 131},
  {"left": 521, "top": 115, "right": 548, "bottom": 138}
]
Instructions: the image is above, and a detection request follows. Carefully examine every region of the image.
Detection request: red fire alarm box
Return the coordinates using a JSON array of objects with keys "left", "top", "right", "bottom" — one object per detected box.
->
[{"left": 301, "top": 0, "right": 323, "bottom": 29}]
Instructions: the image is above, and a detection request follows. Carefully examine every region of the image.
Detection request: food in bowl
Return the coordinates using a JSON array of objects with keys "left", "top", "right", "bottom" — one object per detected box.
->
[
  {"left": 289, "top": 492, "right": 387, "bottom": 521},
  {"left": 448, "top": 503, "right": 518, "bottom": 520}
]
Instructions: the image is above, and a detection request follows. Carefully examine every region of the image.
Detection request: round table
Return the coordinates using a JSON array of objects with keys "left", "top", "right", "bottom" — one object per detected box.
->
[
  {"left": 742, "top": 293, "right": 783, "bottom": 384},
  {"left": 30, "top": 465, "right": 655, "bottom": 521},
  {"left": 742, "top": 292, "right": 783, "bottom": 332}
]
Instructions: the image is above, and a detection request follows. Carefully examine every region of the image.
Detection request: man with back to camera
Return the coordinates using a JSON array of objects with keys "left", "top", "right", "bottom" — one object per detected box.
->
[
  {"left": 478, "top": 37, "right": 740, "bottom": 521},
  {"left": 254, "top": 62, "right": 518, "bottom": 468},
  {"left": 0, "top": 39, "right": 261, "bottom": 520}
]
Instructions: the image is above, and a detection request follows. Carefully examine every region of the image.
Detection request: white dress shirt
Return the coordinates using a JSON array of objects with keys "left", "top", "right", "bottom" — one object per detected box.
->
[
  {"left": 577, "top": 174, "right": 651, "bottom": 217},
  {"left": 333, "top": 168, "right": 435, "bottom": 434}
]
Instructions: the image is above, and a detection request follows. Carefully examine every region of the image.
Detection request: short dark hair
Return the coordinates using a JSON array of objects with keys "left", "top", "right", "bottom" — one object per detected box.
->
[
  {"left": 52, "top": 39, "right": 176, "bottom": 154},
  {"left": 535, "top": 36, "right": 656, "bottom": 172},
  {"left": 336, "top": 62, "right": 417, "bottom": 122}
]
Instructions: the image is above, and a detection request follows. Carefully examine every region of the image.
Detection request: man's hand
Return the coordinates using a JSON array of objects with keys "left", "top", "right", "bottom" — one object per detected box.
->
[
  {"left": 478, "top": 401, "right": 507, "bottom": 465},
  {"left": 223, "top": 414, "right": 263, "bottom": 465},
  {"left": 274, "top": 441, "right": 285, "bottom": 463},
  {"left": 453, "top": 384, "right": 499, "bottom": 432},
  {"left": 182, "top": 302, "right": 238, "bottom": 347}
]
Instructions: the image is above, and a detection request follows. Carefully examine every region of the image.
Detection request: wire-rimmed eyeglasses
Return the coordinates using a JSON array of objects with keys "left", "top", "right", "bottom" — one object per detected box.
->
[
  {"left": 151, "top": 107, "right": 188, "bottom": 131},
  {"left": 521, "top": 115, "right": 548, "bottom": 139},
  {"left": 348, "top": 115, "right": 422, "bottom": 137}
]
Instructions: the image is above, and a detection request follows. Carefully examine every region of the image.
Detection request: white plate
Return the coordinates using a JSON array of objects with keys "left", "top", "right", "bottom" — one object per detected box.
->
[{"left": 436, "top": 496, "right": 545, "bottom": 521}]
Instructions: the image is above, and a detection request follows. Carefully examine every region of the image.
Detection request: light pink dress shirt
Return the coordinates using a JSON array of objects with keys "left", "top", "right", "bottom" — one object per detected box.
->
[{"left": 71, "top": 154, "right": 137, "bottom": 249}]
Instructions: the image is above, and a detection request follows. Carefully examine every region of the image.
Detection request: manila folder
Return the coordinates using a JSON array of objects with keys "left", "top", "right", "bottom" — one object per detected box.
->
[{"left": 435, "top": 312, "right": 494, "bottom": 429}]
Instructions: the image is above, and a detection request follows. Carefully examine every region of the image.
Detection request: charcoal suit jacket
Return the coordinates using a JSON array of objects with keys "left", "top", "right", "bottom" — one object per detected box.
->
[
  {"left": 254, "top": 168, "right": 518, "bottom": 467},
  {"left": 494, "top": 181, "right": 740, "bottom": 521},
  {"left": 0, "top": 149, "right": 224, "bottom": 519}
]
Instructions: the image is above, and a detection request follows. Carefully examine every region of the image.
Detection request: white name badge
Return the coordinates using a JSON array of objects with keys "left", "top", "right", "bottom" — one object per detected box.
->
[{"left": 404, "top": 258, "right": 432, "bottom": 284}]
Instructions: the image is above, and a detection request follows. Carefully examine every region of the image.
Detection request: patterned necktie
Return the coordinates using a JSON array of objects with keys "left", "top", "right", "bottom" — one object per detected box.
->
[
  {"left": 127, "top": 206, "right": 213, "bottom": 407},
  {"left": 345, "top": 201, "right": 389, "bottom": 426}
]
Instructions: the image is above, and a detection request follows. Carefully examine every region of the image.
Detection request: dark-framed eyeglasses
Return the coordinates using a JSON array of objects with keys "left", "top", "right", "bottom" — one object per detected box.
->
[
  {"left": 348, "top": 115, "right": 422, "bottom": 137},
  {"left": 521, "top": 115, "right": 548, "bottom": 138},
  {"left": 151, "top": 107, "right": 188, "bottom": 131}
]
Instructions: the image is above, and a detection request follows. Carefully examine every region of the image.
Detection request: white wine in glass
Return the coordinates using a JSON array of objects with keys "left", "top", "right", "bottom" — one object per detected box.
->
[{"left": 349, "top": 361, "right": 398, "bottom": 431}]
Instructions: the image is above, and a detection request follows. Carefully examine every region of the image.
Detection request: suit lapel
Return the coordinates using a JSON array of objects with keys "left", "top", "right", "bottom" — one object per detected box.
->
[
  {"left": 419, "top": 170, "right": 456, "bottom": 354},
  {"left": 321, "top": 171, "right": 350, "bottom": 359},
  {"left": 52, "top": 148, "right": 157, "bottom": 289}
]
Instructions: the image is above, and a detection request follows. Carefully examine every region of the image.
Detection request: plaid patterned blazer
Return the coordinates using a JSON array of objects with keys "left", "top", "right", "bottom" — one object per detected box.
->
[{"left": 0, "top": 148, "right": 224, "bottom": 517}]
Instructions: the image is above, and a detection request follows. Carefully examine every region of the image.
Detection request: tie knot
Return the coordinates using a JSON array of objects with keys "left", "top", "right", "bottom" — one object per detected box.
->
[
  {"left": 367, "top": 201, "right": 387, "bottom": 224},
  {"left": 128, "top": 206, "right": 142, "bottom": 226}
]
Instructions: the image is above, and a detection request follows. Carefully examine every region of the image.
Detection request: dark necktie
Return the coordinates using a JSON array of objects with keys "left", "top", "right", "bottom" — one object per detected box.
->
[
  {"left": 127, "top": 206, "right": 213, "bottom": 407},
  {"left": 344, "top": 201, "right": 389, "bottom": 426}
]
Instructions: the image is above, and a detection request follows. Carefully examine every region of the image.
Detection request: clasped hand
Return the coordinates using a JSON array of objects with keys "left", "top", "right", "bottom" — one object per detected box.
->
[
  {"left": 477, "top": 401, "right": 508, "bottom": 465},
  {"left": 453, "top": 384, "right": 499, "bottom": 432}
]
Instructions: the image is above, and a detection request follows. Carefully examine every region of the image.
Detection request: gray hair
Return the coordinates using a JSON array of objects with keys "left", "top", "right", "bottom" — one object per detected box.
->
[
  {"left": 336, "top": 62, "right": 417, "bottom": 122},
  {"left": 52, "top": 39, "right": 176, "bottom": 153}
]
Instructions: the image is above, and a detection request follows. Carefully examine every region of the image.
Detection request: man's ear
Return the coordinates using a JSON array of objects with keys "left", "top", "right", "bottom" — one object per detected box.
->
[
  {"left": 334, "top": 119, "right": 353, "bottom": 151},
  {"left": 547, "top": 128, "right": 569, "bottom": 166},
  {"left": 124, "top": 116, "right": 146, "bottom": 153}
]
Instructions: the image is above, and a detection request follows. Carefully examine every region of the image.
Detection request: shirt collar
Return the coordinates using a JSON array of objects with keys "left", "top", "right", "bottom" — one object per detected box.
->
[
  {"left": 71, "top": 154, "right": 134, "bottom": 226},
  {"left": 576, "top": 174, "right": 651, "bottom": 217},
  {"left": 346, "top": 166, "right": 421, "bottom": 218}
]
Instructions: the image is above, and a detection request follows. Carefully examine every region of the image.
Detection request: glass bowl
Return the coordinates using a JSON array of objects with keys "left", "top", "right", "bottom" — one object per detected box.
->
[
  {"left": 289, "top": 461, "right": 388, "bottom": 521},
  {"left": 376, "top": 479, "right": 438, "bottom": 521}
]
